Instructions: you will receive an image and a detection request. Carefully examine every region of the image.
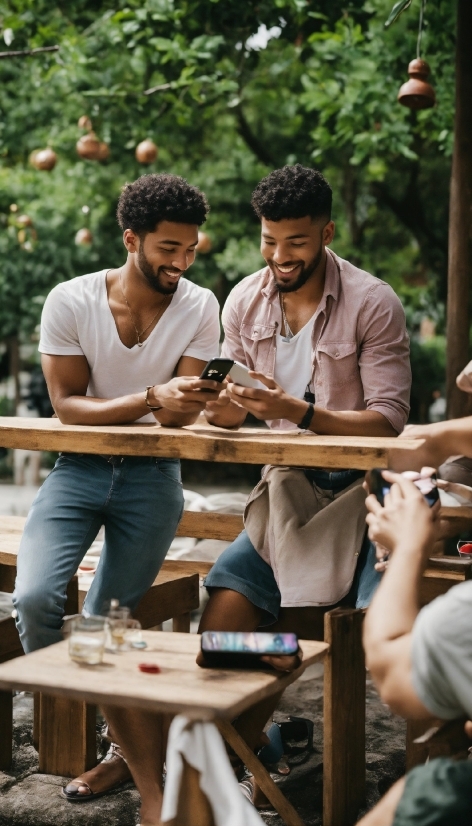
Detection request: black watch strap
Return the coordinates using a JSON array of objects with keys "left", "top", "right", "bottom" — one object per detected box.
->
[{"left": 298, "top": 402, "right": 315, "bottom": 430}]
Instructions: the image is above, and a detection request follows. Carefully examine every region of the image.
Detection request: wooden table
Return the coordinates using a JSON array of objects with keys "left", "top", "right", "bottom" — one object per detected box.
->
[
  {"left": 0, "top": 630, "right": 328, "bottom": 826},
  {"left": 0, "top": 416, "right": 423, "bottom": 469}
]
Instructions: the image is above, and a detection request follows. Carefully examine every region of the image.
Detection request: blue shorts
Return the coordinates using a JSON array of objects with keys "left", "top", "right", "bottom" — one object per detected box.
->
[{"left": 204, "top": 469, "right": 381, "bottom": 624}]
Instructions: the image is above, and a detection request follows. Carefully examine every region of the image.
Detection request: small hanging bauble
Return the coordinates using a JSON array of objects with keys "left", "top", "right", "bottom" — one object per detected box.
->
[
  {"left": 195, "top": 231, "right": 212, "bottom": 254},
  {"left": 31, "top": 148, "right": 57, "bottom": 171},
  {"left": 97, "top": 141, "right": 110, "bottom": 162},
  {"left": 75, "top": 228, "right": 93, "bottom": 245},
  {"left": 76, "top": 132, "right": 103, "bottom": 160},
  {"left": 135, "top": 139, "right": 158, "bottom": 164},
  {"left": 397, "top": 59, "right": 435, "bottom": 110},
  {"left": 78, "top": 115, "right": 93, "bottom": 130},
  {"left": 17, "top": 214, "right": 33, "bottom": 228}
]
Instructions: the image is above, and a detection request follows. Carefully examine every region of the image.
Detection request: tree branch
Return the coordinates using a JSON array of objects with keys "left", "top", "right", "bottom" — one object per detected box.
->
[
  {"left": 0, "top": 46, "right": 59, "bottom": 59},
  {"left": 235, "top": 105, "right": 278, "bottom": 168}
]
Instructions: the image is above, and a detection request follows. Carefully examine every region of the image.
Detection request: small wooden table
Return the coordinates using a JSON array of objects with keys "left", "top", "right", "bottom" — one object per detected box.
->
[{"left": 0, "top": 630, "right": 328, "bottom": 826}]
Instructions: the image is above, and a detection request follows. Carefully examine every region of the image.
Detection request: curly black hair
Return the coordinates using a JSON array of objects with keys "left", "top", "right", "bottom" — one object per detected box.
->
[
  {"left": 251, "top": 164, "right": 332, "bottom": 223},
  {"left": 117, "top": 173, "right": 209, "bottom": 234}
]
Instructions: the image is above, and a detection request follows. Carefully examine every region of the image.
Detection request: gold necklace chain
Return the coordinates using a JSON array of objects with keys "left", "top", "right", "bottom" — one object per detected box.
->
[
  {"left": 279, "top": 293, "right": 294, "bottom": 341},
  {"left": 119, "top": 273, "right": 170, "bottom": 347}
]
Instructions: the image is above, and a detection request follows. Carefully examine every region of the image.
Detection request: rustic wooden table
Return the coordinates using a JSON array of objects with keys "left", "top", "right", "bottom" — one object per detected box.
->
[
  {"left": 0, "top": 631, "right": 328, "bottom": 826},
  {"left": 0, "top": 415, "right": 423, "bottom": 469}
]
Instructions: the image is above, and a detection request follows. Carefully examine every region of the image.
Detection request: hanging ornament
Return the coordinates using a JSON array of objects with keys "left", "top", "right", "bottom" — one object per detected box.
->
[
  {"left": 135, "top": 139, "right": 158, "bottom": 164},
  {"left": 195, "top": 231, "right": 212, "bottom": 254},
  {"left": 31, "top": 147, "right": 57, "bottom": 171},
  {"left": 397, "top": 0, "right": 435, "bottom": 110},
  {"left": 398, "top": 59, "right": 435, "bottom": 109},
  {"left": 75, "top": 228, "right": 93, "bottom": 245},
  {"left": 76, "top": 132, "right": 109, "bottom": 161},
  {"left": 77, "top": 115, "right": 93, "bottom": 130},
  {"left": 16, "top": 214, "right": 33, "bottom": 228}
]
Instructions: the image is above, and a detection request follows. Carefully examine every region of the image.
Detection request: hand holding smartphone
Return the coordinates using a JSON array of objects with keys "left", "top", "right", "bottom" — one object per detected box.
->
[
  {"left": 365, "top": 468, "right": 439, "bottom": 507},
  {"left": 199, "top": 358, "right": 266, "bottom": 390}
]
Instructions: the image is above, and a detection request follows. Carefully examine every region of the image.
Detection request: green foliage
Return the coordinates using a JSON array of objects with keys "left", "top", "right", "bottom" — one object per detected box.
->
[
  {"left": 409, "top": 335, "right": 446, "bottom": 422},
  {"left": 0, "top": 0, "right": 456, "bottom": 375}
]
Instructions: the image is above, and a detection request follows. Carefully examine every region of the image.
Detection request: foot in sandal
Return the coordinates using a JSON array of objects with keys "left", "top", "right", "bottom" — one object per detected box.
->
[
  {"left": 62, "top": 742, "right": 132, "bottom": 802},
  {"left": 239, "top": 774, "right": 277, "bottom": 814}
]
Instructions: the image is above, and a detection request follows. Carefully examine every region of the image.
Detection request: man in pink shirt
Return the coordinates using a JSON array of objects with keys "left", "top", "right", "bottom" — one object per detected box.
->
[{"left": 198, "top": 165, "right": 410, "bottom": 807}]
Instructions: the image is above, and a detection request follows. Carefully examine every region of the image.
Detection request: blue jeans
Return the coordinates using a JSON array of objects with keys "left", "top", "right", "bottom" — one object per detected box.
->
[
  {"left": 13, "top": 453, "right": 184, "bottom": 652},
  {"left": 205, "top": 468, "right": 381, "bottom": 622}
]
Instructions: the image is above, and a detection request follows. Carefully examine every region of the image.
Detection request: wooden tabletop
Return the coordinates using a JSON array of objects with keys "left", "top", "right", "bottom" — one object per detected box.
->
[
  {"left": 0, "top": 417, "right": 423, "bottom": 469},
  {"left": 0, "top": 631, "right": 328, "bottom": 719}
]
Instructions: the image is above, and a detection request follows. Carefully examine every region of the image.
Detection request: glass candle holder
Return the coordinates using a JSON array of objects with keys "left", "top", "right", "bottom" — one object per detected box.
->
[
  {"left": 68, "top": 616, "right": 107, "bottom": 665},
  {"left": 457, "top": 540, "right": 472, "bottom": 560}
]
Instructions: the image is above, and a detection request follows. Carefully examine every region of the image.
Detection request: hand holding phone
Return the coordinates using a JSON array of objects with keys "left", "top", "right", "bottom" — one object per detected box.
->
[{"left": 365, "top": 468, "right": 439, "bottom": 508}]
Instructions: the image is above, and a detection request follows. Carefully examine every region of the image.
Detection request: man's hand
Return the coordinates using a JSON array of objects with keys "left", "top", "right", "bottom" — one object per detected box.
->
[
  {"left": 226, "top": 371, "right": 304, "bottom": 423},
  {"left": 204, "top": 381, "right": 234, "bottom": 413},
  {"left": 366, "top": 470, "right": 437, "bottom": 561},
  {"left": 150, "top": 376, "right": 222, "bottom": 415},
  {"left": 260, "top": 649, "right": 303, "bottom": 673}
]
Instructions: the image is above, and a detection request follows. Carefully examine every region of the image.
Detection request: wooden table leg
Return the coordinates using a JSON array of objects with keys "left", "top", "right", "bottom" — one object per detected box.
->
[
  {"left": 39, "top": 694, "right": 97, "bottom": 776},
  {"left": 323, "top": 608, "right": 366, "bottom": 826},
  {"left": 217, "top": 718, "right": 305, "bottom": 826},
  {"left": 0, "top": 690, "right": 13, "bottom": 770},
  {"left": 173, "top": 613, "right": 191, "bottom": 633}
]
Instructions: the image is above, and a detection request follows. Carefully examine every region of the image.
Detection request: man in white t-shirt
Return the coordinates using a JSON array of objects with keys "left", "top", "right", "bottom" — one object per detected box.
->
[{"left": 12, "top": 172, "right": 221, "bottom": 805}]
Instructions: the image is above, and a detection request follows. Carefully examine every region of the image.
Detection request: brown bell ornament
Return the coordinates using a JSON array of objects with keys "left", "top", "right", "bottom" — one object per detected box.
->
[
  {"left": 397, "top": 58, "right": 435, "bottom": 110},
  {"left": 75, "top": 228, "right": 93, "bottom": 245},
  {"left": 77, "top": 115, "right": 93, "bottom": 130},
  {"left": 135, "top": 139, "right": 158, "bottom": 164},
  {"left": 195, "top": 231, "right": 212, "bottom": 254},
  {"left": 76, "top": 132, "right": 105, "bottom": 161},
  {"left": 31, "top": 148, "right": 57, "bottom": 171}
]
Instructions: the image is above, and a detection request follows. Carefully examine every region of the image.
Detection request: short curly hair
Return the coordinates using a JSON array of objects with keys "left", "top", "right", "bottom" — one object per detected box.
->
[
  {"left": 251, "top": 164, "right": 332, "bottom": 223},
  {"left": 117, "top": 173, "right": 209, "bottom": 234}
]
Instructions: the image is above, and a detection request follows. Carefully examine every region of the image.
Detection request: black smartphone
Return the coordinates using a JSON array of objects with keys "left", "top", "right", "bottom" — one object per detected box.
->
[
  {"left": 200, "top": 631, "right": 299, "bottom": 669},
  {"left": 366, "top": 468, "right": 439, "bottom": 508},
  {"left": 199, "top": 357, "right": 234, "bottom": 383}
]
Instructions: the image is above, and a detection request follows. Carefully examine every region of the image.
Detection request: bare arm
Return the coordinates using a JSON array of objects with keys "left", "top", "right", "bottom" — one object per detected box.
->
[
  {"left": 363, "top": 473, "right": 436, "bottom": 718},
  {"left": 42, "top": 354, "right": 221, "bottom": 426},
  {"left": 392, "top": 417, "right": 472, "bottom": 472},
  {"left": 225, "top": 372, "right": 397, "bottom": 436}
]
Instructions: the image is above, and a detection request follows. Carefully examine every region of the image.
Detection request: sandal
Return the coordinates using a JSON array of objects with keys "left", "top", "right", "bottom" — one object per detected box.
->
[
  {"left": 239, "top": 775, "right": 277, "bottom": 815},
  {"left": 62, "top": 742, "right": 132, "bottom": 802}
]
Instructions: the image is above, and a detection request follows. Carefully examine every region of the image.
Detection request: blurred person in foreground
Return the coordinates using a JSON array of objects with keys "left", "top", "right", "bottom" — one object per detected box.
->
[{"left": 357, "top": 470, "right": 472, "bottom": 826}]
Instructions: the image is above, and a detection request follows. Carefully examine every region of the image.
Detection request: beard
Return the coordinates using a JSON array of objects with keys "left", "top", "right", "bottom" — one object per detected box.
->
[
  {"left": 271, "top": 246, "right": 323, "bottom": 294},
  {"left": 138, "top": 246, "right": 181, "bottom": 295}
]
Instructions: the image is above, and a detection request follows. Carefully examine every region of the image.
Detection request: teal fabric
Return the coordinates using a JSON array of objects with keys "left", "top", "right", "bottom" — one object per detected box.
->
[{"left": 393, "top": 758, "right": 472, "bottom": 826}]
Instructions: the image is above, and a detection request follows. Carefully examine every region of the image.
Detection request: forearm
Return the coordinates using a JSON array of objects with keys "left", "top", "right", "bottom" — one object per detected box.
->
[
  {"left": 54, "top": 392, "right": 150, "bottom": 425},
  {"left": 364, "top": 540, "right": 430, "bottom": 683},
  {"left": 309, "top": 408, "right": 397, "bottom": 436},
  {"left": 204, "top": 403, "right": 247, "bottom": 430}
]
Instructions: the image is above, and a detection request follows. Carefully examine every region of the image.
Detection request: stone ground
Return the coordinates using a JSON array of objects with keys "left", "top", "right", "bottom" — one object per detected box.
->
[{"left": 0, "top": 660, "right": 406, "bottom": 826}]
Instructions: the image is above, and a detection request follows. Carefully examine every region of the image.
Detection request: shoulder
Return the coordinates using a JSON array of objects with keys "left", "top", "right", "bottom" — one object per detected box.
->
[
  {"left": 177, "top": 278, "right": 219, "bottom": 313},
  {"left": 45, "top": 270, "right": 106, "bottom": 306},
  {"left": 223, "top": 268, "right": 269, "bottom": 312},
  {"left": 416, "top": 580, "right": 472, "bottom": 639},
  {"left": 332, "top": 251, "right": 403, "bottom": 310}
]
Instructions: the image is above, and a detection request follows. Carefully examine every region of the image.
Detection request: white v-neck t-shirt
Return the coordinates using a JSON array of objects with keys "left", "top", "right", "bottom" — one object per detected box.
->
[
  {"left": 268, "top": 317, "right": 315, "bottom": 431},
  {"left": 39, "top": 269, "right": 220, "bottom": 422}
]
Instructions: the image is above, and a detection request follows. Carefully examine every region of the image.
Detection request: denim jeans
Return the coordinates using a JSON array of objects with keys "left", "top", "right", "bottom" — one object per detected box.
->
[{"left": 13, "top": 453, "right": 184, "bottom": 652}]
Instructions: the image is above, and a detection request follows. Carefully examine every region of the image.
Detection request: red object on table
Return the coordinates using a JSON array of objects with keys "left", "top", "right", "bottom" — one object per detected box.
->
[
  {"left": 458, "top": 543, "right": 472, "bottom": 555},
  {"left": 138, "top": 663, "right": 161, "bottom": 674}
]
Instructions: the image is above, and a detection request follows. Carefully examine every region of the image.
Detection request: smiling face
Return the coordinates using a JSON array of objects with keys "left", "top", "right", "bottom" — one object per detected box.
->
[
  {"left": 261, "top": 215, "right": 334, "bottom": 293},
  {"left": 125, "top": 220, "right": 199, "bottom": 294}
]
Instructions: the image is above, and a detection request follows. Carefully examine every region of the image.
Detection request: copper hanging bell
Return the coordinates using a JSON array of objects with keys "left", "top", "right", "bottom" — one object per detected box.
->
[{"left": 397, "top": 58, "right": 435, "bottom": 110}]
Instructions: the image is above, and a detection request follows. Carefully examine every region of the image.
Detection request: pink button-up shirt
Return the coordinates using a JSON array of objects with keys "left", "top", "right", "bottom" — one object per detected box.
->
[{"left": 221, "top": 249, "right": 411, "bottom": 433}]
